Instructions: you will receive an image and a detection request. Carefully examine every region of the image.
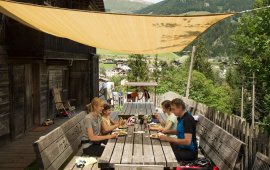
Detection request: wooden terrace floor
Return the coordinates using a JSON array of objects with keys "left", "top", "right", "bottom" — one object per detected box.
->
[{"left": 0, "top": 116, "right": 72, "bottom": 170}]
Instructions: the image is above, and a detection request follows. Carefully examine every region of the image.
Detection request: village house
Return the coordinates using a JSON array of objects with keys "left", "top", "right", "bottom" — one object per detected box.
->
[
  {"left": 104, "top": 58, "right": 114, "bottom": 64},
  {"left": 106, "top": 67, "right": 129, "bottom": 77}
]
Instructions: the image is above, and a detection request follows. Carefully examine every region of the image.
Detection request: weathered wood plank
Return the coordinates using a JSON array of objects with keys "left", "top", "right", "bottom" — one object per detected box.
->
[
  {"left": 46, "top": 136, "right": 82, "bottom": 170},
  {"left": 160, "top": 141, "right": 178, "bottom": 167},
  {"left": 252, "top": 152, "right": 270, "bottom": 170},
  {"left": 137, "top": 103, "right": 146, "bottom": 115},
  {"left": 124, "top": 103, "right": 132, "bottom": 115},
  {"left": 34, "top": 112, "right": 86, "bottom": 152},
  {"left": 149, "top": 131, "right": 166, "bottom": 166},
  {"left": 0, "top": 113, "right": 10, "bottom": 136},
  {"left": 130, "top": 102, "right": 137, "bottom": 115},
  {"left": 35, "top": 120, "right": 84, "bottom": 169},
  {"left": 114, "top": 164, "right": 164, "bottom": 170},
  {"left": 121, "top": 126, "right": 135, "bottom": 164},
  {"left": 33, "top": 111, "right": 86, "bottom": 169},
  {"left": 142, "top": 127, "right": 155, "bottom": 165},
  {"left": 132, "top": 125, "right": 143, "bottom": 164},
  {"left": 110, "top": 134, "right": 126, "bottom": 165},
  {"left": 98, "top": 139, "right": 117, "bottom": 168},
  {"left": 150, "top": 103, "right": 156, "bottom": 114},
  {"left": 197, "top": 114, "right": 245, "bottom": 170},
  {"left": 122, "top": 103, "right": 128, "bottom": 113},
  {"left": 200, "top": 139, "right": 231, "bottom": 170},
  {"left": 64, "top": 147, "right": 83, "bottom": 170},
  {"left": 145, "top": 103, "right": 152, "bottom": 116}
]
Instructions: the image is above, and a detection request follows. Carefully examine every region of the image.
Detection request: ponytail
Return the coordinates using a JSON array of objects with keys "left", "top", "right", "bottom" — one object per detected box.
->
[
  {"left": 89, "top": 97, "right": 105, "bottom": 112},
  {"left": 161, "top": 100, "right": 171, "bottom": 111}
]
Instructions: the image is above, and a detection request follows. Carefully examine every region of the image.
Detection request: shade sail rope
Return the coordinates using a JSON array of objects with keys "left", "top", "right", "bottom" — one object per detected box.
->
[
  {"left": 0, "top": 0, "right": 268, "bottom": 54},
  {"left": 238, "top": 5, "right": 270, "bottom": 14}
]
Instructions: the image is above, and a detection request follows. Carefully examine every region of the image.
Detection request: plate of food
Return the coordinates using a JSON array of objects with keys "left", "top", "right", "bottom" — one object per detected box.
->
[
  {"left": 149, "top": 124, "right": 162, "bottom": 130},
  {"left": 118, "top": 125, "right": 128, "bottom": 129},
  {"left": 113, "top": 128, "right": 127, "bottom": 132},
  {"left": 112, "top": 131, "right": 128, "bottom": 136},
  {"left": 150, "top": 134, "right": 159, "bottom": 139}
]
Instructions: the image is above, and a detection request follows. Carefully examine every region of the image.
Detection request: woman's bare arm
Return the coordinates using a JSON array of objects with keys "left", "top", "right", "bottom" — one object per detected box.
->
[
  {"left": 87, "top": 127, "right": 117, "bottom": 141},
  {"left": 101, "top": 121, "right": 119, "bottom": 134},
  {"left": 164, "top": 121, "right": 173, "bottom": 130}
]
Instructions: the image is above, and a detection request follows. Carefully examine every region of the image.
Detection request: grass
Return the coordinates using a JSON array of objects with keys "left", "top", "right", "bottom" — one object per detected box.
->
[
  {"left": 156, "top": 52, "right": 180, "bottom": 61},
  {"left": 97, "top": 48, "right": 129, "bottom": 57},
  {"left": 97, "top": 48, "right": 183, "bottom": 70},
  {"left": 97, "top": 48, "right": 181, "bottom": 61},
  {"left": 100, "top": 63, "right": 115, "bottom": 69}
]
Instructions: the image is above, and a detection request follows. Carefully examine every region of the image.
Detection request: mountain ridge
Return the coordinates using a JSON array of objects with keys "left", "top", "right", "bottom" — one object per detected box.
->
[
  {"left": 135, "top": 0, "right": 254, "bottom": 15},
  {"left": 104, "top": 0, "right": 153, "bottom": 13},
  {"left": 135, "top": 0, "right": 255, "bottom": 57}
]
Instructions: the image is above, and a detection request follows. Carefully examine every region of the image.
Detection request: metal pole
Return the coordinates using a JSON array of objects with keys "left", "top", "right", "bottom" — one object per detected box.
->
[
  {"left": 241, "top": 85, "right": 244, "bottom": 118},
  {"left": 252, "top": 72, "right": 255, "bottom": 128},
  {"left": 185, "top": 46, "right": 196, "bottom": 98}
]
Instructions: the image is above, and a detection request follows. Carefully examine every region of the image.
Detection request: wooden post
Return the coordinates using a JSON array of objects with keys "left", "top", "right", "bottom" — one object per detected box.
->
[
  {"left": 252, "top": 72, "right": 255, "bottom": 128},
  {"left": 126, "top": 86, "right": 128, "bottom": 103},
  {"left": 154, "top": 86, "right": 157, "bottom": 107},
  {"left": 241, "top": 85, "right": 244, "bottom": 118},
  {"left": 185, "top": 46, "right": 196, "bottom": 98}
]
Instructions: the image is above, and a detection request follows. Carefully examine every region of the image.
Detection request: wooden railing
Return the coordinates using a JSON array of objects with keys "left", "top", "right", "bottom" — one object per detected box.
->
[{"left": 179, "top": 96, "right": 270, "bottom": 170}]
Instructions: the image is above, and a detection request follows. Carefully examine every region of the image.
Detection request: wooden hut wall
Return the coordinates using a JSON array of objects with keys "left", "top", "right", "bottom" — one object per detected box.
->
[
  {"left": 47, "top": 65, "right": 68, "bottom": 118},
  {"left": 0, "top": 0, "right": 102, "bottom": 145},
  {"left": 0, "top": 48, "right": 10, "bottom": 145},
  {"left": 89, "top": 54, "right": 99, "bottom": 100},
  {"left": 69, "top": 55, "right": 98, "bottom": 110}
]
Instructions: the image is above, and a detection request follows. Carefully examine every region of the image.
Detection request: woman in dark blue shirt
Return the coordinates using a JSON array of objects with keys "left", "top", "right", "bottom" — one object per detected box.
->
[{"left": 159, "top": 98, "right": 198, "bottom": 161}]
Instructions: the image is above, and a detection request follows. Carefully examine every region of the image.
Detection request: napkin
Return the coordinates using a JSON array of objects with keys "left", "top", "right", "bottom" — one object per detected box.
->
[
  {"left": 75, "top": 157, "right": 97, "bottom": 166},
  {"left": 133, "top": 131, "right": 145, "bottom": 134}
]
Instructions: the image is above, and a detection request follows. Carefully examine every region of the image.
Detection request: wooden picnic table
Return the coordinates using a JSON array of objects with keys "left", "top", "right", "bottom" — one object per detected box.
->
[{"left": 98, "top": 102, "right": 178, "bottom": 169}]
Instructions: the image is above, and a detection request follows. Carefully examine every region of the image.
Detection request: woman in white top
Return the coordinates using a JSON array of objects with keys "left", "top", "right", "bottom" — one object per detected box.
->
[
  {"left": 154, "top": 100, "right": 177, "bottom": 138},
  {"left": 101, "top": 103, "right": 125, "bottom": 134}
]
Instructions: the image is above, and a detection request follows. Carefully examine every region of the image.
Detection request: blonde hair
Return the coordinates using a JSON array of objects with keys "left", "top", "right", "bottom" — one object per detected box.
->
[{"left": 89, "top": 97, "right": 105, "bottom": 112}]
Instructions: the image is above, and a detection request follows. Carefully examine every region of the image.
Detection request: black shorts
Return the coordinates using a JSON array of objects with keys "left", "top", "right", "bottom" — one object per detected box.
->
[
  {"left": 171, "top": 144, "right": 198, "bottom": 161},
  {"left": 82, "top": 140, "right": 108, "bottom": 157}
]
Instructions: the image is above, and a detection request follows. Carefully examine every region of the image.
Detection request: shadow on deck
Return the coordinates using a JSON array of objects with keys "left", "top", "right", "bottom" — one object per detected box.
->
[{"left": 0, "top": 113, "right": 80, "bottom": 170}]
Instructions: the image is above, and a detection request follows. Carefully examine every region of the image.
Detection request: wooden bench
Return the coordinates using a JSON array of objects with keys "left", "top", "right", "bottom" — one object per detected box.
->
[
  {"left": 33, "top": 111, "right": 99, "bottom": 170},
  {"left": 196, "top": 114, "right": 245, "bottom": 170},
  {"left": 252, "top": 152, "right": 270, "bottom": 170}
]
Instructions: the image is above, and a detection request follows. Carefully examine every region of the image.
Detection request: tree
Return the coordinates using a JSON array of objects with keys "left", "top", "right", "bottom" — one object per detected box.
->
[
  {"left": 157, "top": 65, "right": 234, "bottom": 113},
  {"left": 109, "top": 76, "right": 122, "bottom": 92},
  {"left": 189, "top": 40, "right": 214, "bottom": 80},
  {"left": 152, "top": 55, "right": 160, "bottom": 82},
  {"left": 100, "top": 67, "right": 107, "bottom": 77},
  {"left": 232, "top": 0, "right": 270, "bottom": 127},
  {"left": 127, "top": 54, "right": 149, "bottom": 82},
  {"left": 225, "top": 67, "right": 243, "bottom": 115}
]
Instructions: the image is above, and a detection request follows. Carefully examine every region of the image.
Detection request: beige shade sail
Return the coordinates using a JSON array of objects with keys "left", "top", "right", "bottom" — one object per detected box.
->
[{"left": 0, "top": 0, "right": 233, "bottom": 54}]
